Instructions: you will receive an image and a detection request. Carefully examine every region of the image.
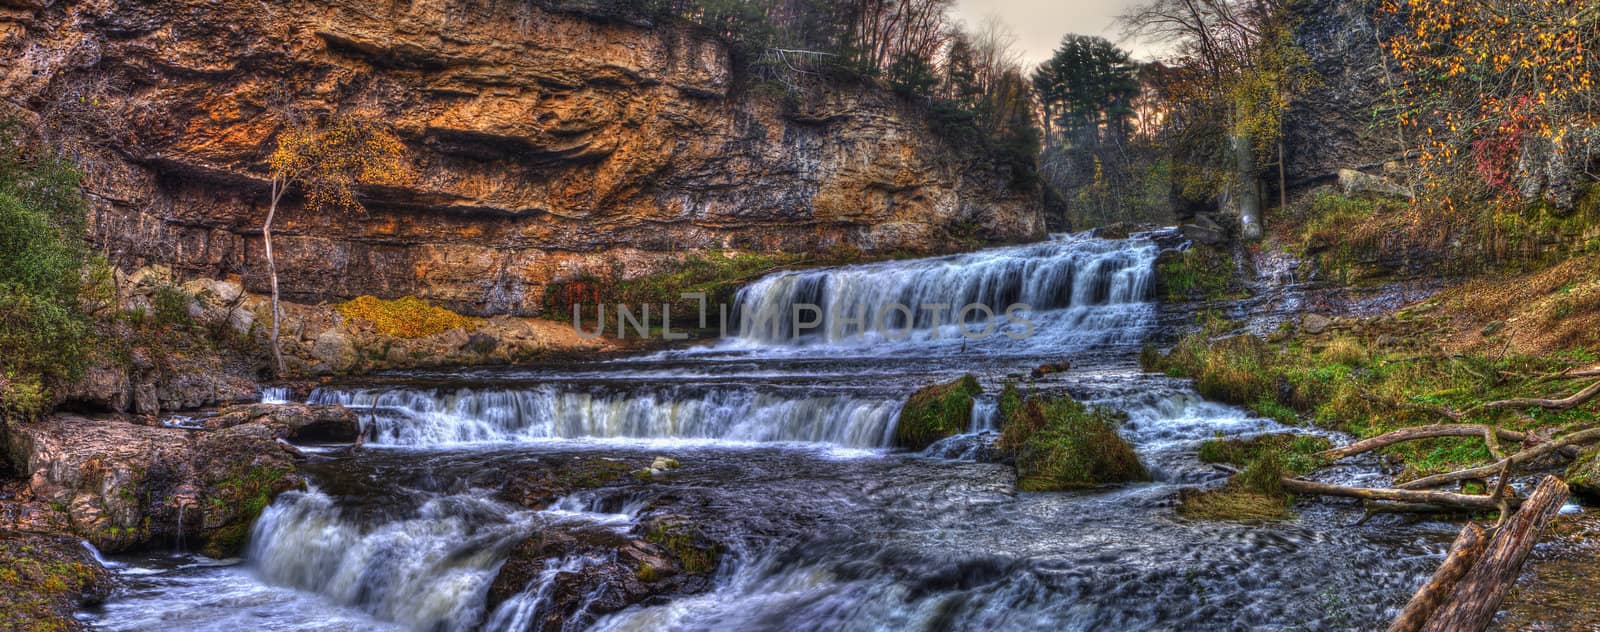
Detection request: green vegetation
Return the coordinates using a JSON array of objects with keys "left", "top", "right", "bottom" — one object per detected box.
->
[
  {"left": 1147, "top": 327, "right": 1600, "bottom": 480},
  {"left": 997, "top": 386, "right": 1148, "bottom": 491},
  {"left": 1179, "top": 433, "right": 1329, "bottom": 521},
  {"left": 0, "top": 119, "right": 91, "bottom": 420},
  {"left": 203, "top": 463, "right": 298, "bottom": 558},
  {"left": 643, "top": 518, "right": 719, "bottom": 575},
  {"left": 1565, "top": 445, "right": 1600, "bottom": 502},
  {"left": 894, "top": 375, "right": 982, "bottom": 450},
  {"left": 336, "top": 295, "right": 479, "bottom": 339},
  {"left": 1155, "top": 246, "right": 1239, "bottom": 303},
  {"left": 0, "top": 533, "right": 109, "bottom": 632}
]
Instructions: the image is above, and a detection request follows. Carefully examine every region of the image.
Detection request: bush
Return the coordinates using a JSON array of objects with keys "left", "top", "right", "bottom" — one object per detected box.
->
[
  {"left": 0, "top": 120, "right": 91, "bottom": 419},
  {"left": 894, "top": 375, "right": 982, "bottom": 450},
  {"left": 336, "top": 295, "right": 479, "bottom": 339},
  {"left": 998, "top": 391, "right": 1147, "bottom": 491}
]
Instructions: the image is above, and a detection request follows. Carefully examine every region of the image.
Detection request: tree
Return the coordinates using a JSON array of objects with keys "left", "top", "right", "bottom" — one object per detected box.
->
[
  {"left": 263, "top": 116, "right": 410, "bottom": 376},
  {"left": 1382, "top": 0, "right": 1600, "bottom": 206}
]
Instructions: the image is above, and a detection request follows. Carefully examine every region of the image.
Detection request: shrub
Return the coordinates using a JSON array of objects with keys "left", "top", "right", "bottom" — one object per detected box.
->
[
  {"left": 999, "top": 392, "right": 1148, "bottom": 491},
  {"left": 894, "top": 375, "right": 982, "bottom": 450},
  {"left": 336, "top": 295, "right": 478, "bottom": 339},
  {"left": 0, "top": 119, "right": 91, "bottom": 418}
]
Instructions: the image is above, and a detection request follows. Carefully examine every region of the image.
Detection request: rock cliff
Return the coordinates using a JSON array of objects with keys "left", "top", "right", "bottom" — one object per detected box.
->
[{"left": 0, "top": 0, "right": 1043, "bottom": 316}]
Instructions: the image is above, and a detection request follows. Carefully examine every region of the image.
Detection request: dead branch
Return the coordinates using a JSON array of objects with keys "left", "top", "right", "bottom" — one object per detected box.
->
[
  {"left": 1387, "top": 523, "right": 1488, "bottom": 632},
  {"left": 1280, "top": 478, "right": 1519, "bottom": 512},
  {"left": 1399, "top": 427, "right": 1600, "bottom": 490},
  {"left": 1468, "top": 378, "right": 1600, "bottom": 414},
  {"left": 1419, "top": 476, "right": 1569, "bottom": 632},
  {"left": 1318, "top": 425, "right": 1546, "bottom": 461}
]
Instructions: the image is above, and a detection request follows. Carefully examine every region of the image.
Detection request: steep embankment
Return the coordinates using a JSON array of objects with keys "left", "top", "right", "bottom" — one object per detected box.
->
[{"left": 0, "top": 0, "right": 1043, "bottom": 317}]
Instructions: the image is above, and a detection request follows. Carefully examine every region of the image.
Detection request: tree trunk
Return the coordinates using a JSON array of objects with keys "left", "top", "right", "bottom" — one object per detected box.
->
[
  {"left": 1387, "top": 523, "right": 1488, "bottom": 632},
  {"left": 1232, "top": 133, "right": 1262, "bottom": 241},
  {"left": 1280, "top": 478, "right": 1517, "bottom": 512},
  {"left": 1420, "top": 476, "right": 1569, "bottom": 632},
  {"left": 265, "top": 181, "right": 287, "bottom": 377}
]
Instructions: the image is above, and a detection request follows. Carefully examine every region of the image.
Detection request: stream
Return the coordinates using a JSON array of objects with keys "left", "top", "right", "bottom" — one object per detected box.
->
[{"left": 82, "top": 231, "right": 1458, "bottom": 631}]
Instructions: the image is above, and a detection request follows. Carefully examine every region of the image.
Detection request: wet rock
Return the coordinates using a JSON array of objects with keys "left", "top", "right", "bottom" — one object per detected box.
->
[
  {"left": 487, "top": 514, "right": 717, "bottom": 631},
  {"left": 894, "top": 375, "right": 982, "bottom": 450},
  {"left": 1030, "top": 361, "right": 1070, "bottom": 379},
  {"left": 0, "top": 530, "right": 114, "bottom": 632},
  {"left": 5, "top": 414, "right": 303, "bottom": 554},
  {"left": 202, "top": 403, "right": 361, "bottom": 443},
  {"left": 496, "top": 456, "right": 640, "bottom": 509}
]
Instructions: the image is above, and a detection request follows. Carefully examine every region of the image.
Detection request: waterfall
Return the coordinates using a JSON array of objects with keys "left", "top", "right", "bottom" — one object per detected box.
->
[
  {"left": 729, "top": 233, "right": 1158, "bottom": 345},
  {"left": 311, "top": 385, "right": 902, "bottom": 448},
  {"left": 248, "top": 490, "right": 530, "bottom": 631}
]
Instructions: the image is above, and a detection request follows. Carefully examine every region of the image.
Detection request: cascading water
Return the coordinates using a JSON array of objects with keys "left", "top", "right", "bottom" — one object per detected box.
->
[
  {"left": 309, "top": 384, "right": 902, "bottom": 448},
  {"left": 728, "top": 234, "right": 1157, "bottom": 345},
  {"left": 88, "top": 231, "right": 1453, "bottom": 632}
]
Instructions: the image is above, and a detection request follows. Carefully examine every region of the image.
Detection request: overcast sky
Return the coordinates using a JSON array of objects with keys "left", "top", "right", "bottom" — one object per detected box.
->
[{"left": 950, "top": 0, "right": 1163, "bottom": 69}]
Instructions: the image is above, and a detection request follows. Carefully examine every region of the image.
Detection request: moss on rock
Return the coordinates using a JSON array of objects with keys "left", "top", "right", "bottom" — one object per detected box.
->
[
  {"left": 894, "top": 375, "right": 982, "bottom": 450},
  {"left": 1565, "top": 444, "right": 1600, "bottom": 502},
  {"left": 0, "top": 531, "right": 113, "bottom": 631},
  {"left": 997, "top": 390, "right": 1148, "bottom": 491}
]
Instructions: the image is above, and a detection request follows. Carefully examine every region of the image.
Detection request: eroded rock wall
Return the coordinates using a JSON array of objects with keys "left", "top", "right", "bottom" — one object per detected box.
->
[{"left": 0, "top": 0, "right": 1042, "bottom": 316}]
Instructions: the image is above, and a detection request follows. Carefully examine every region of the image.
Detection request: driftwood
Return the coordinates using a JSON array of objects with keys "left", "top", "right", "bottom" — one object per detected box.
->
[
  {"left": 1414, "top": 476, "right": 1569, "bottom": 632},
  {"left": 1279, "top": 478, "right": 1519, "bottom": 512},
  {"left": 1386, "top": 523, "right": 1488, "bottom": 632}
]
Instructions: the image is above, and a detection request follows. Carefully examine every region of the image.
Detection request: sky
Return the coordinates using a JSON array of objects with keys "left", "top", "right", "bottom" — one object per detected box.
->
[{"left": 950, "top": 0, "right": 1162, "bottom": 69}]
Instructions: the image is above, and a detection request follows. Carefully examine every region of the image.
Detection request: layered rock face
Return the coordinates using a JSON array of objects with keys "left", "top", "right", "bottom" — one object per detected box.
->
[
  {"left": 1283, "top": 0, "right": 1406, "bottom": 185},
  {"left": 1, "top": 0, "right": 1043, "bottom": 316}
]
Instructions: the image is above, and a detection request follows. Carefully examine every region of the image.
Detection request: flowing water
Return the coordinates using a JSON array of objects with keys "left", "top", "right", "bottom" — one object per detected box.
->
[{"left": 83, "top": 232, "right": 1457, "bottom": 631}]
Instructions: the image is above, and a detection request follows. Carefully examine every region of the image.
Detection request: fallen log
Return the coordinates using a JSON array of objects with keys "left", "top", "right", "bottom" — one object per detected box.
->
[
  {"left": 1470, "top": 378, "right": 1600, "bottom": 414},
  {"left": 1387, "top": 523, "right": 1488, "bottom": 632},
  {"left": 1319, "top": 425, "right": 1547, "bottom": 462},
  {"left": 1418, "top": 476, "right": 1569, "bottom": 632},
  {"left": 1280, "top": 478, "right": 1519, "bottom": 512},
  {"left": 1400, "top": 427, "right": 1600, "bottom": 490}
]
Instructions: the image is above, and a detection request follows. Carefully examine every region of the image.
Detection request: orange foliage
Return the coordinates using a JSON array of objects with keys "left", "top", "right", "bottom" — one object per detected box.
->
[
  {"left": 1382, "top": 0, "right": 1599, "bottom": 196},
  {"left": 269, "top": 116, "right": 412, "bottom": 213}
]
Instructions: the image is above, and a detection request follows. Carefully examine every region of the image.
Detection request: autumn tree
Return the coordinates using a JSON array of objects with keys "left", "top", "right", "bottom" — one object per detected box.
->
[{"left": 262, "top": 116, "right": 410, "bottom": 375}]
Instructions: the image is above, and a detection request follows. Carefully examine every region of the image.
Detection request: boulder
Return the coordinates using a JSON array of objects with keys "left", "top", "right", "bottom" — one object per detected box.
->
[
  {"left": 997, "top": 391, "right": 1148, "bottom": 491},
  {"left": 1337, "top": 168, "right": 1413, "bottom": 199},
  {"left": 5, "top": 414, "right": 303, "bottom": 555},
  {"left": 1301, "top": 313, "right": 1333, "bottom": 335},
  {"left": 0, "top": 531, "right": 115, "bottom": 632},
  {"left": 311, "top": 329, "right": 359, "bottom": 373},
  {"left": 487, "top": 515, "right": 716, "bottom": 631}
]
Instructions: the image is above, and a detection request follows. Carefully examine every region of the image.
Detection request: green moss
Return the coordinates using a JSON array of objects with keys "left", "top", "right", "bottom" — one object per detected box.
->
[
  {"left": 998, "top": 391, "right": 1148, "bottom": 491},
  {"left": 1564, "top": 444, "right": 1600, "bottom": 501},
  {"left": 643, "top": 520, "right": 719, "bottom": 575},
  {"left": 0, "top": 533, "right": 110, "bottom": 631},
  {"left": 1156, "top": 246, "right": 1239, "bottom": 303},
  {"left": 203, "top": 463, "right": 296, "bottom": 558},
  {"left": 894, "top": 375, "right": 982, "bottom": 450}
]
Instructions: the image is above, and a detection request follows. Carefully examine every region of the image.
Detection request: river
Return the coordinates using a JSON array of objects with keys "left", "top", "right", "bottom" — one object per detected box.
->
[{"left": 82, "top": 231, "right": 1455, "bottom": 631}]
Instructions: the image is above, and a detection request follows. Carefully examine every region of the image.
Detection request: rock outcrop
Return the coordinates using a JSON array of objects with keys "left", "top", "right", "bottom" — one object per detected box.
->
[
  {"left": 2, "top": 406, "right": 356, "bottom": 556},
  {"left": 1, "top": 0, "right": 1044, "bottom": 317},
  {"left": 0, "top": 530, "right": 114, "bottom": 632},
  {"left": 1284, "top": 0, "right": 1407, "bottom": 185}
]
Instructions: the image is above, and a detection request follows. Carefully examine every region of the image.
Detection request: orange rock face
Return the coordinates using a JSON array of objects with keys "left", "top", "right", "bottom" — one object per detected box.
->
[{"left": 1, "top": 0, "right": 1043, "bottom": 315}]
